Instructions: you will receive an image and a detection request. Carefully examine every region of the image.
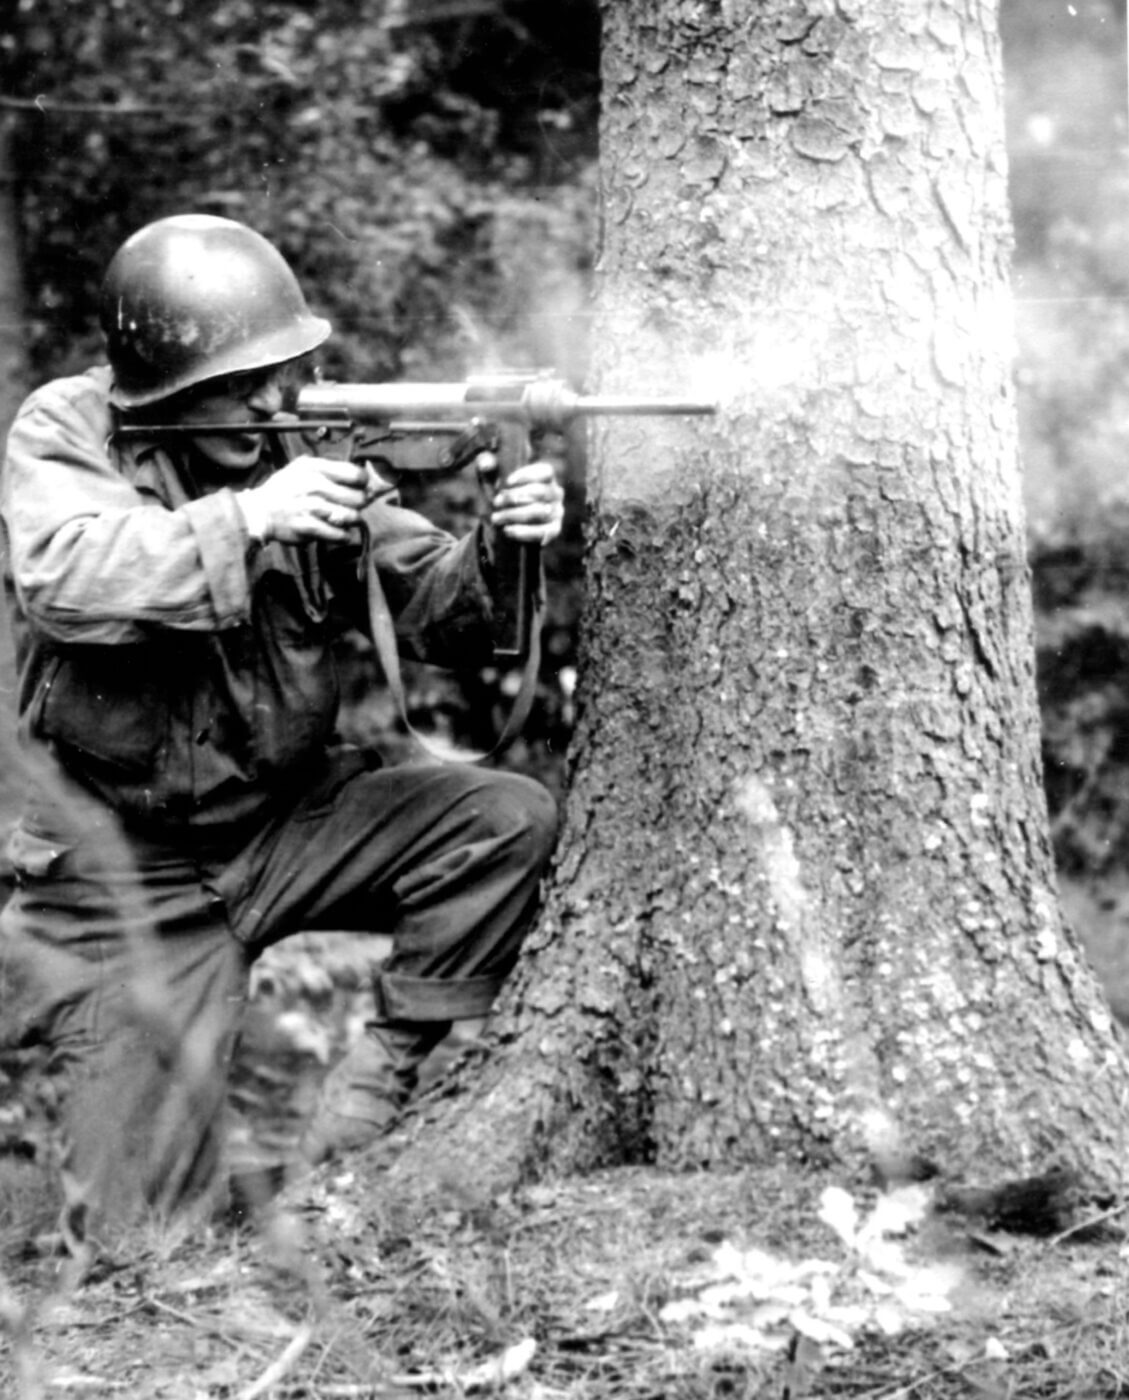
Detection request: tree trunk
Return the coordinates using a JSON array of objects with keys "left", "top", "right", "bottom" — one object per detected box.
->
[
  {"left": 391, "top": 0, "right": 1129, "bottom": 1196},
  {"left": 0, "top": 113, "right": 28, "bottom": 854},
  {"left": 0, "top": 114, "right": 28, "bottom": 436}
]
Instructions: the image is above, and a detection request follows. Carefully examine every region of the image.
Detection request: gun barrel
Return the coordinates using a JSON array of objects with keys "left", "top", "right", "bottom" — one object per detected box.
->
[
  {"left": 571, "top": 397, "right": 717, "bottom": 417},
  {"left": 296, "top": 381, "right": 718, "bottom": 429}
]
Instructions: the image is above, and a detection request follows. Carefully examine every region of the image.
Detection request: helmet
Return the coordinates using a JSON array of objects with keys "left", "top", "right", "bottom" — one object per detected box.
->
[{"left": 99, "top": 214, "right": 332, "bottom": 408}]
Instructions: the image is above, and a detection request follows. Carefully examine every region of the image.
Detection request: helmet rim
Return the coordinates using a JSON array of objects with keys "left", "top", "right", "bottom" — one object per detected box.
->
[{"left": 108, "top": 314, "right": 332, "bottom": 409}]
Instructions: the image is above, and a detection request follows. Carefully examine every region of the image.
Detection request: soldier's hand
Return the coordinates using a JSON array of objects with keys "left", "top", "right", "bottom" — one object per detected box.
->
[
  {"left": 488, "top": 459, "right": 565, "bottom": 546},
  {"left": 238, "top": 457, "right": 379, "bottom": 543}
]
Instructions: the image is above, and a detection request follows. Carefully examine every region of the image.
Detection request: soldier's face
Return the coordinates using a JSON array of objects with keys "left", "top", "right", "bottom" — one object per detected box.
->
[{"left": 172, "top": 365, "right": 288, "bottom": 473}]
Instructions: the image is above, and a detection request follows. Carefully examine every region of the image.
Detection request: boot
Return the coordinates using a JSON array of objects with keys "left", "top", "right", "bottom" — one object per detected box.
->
[{"left": 300, "top": 1021, "right": 448, "bottom": 1166}]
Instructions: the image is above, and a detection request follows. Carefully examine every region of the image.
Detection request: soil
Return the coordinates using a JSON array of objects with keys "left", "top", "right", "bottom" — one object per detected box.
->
[{"left": 3, "top": 1119, "right": 1129, "bottom": 1399}]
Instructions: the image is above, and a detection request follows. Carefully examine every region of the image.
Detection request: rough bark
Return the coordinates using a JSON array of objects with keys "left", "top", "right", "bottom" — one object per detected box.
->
[{"left": 390, "top": 0, "right": 1129, "bottom": 1197}]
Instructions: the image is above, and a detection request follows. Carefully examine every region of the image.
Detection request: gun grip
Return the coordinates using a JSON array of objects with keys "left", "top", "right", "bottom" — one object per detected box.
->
[{"left": 491, "top": 536, "right": 539, "bottom": 661}]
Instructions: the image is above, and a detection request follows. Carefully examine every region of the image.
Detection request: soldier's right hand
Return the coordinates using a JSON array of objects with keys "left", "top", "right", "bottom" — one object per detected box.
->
[{"left": 238, "top": 456, "right": 377, "bottom": 544}]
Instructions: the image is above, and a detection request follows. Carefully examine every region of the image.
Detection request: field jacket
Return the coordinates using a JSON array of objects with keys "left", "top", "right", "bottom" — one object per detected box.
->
[{"left": 1, "top": 367, "right": 497, "bottom": 835}]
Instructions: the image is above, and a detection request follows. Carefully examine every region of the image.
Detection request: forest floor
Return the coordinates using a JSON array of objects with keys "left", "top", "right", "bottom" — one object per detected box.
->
[
  {"left": 4, "top": 1160, "right": 1129, "bottom": 1400},
  {"left": 3, "top": 932, "right": 1129, "bottom": 1400},
  {"left": 2, "top": 1122, "right": 1128, "bottom": 1400}
]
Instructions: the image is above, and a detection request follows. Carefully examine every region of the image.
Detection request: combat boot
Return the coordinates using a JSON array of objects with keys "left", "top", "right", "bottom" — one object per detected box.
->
[{"left": 300, "top": 1020, "right": 448, "bottom": 1166}]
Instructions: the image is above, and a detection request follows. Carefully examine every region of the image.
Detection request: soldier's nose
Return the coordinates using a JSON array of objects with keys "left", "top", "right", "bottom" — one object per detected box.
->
[{"left": 248, "top": 378, "right": 285, "bottom": 416}]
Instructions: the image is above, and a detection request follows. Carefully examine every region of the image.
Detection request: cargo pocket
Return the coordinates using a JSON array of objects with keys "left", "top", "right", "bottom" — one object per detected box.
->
[{"left": 40, "top": 650, "right": 167, "bottom": 777}]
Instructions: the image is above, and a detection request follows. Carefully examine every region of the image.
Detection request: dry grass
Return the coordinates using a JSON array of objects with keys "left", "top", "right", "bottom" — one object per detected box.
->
[{"left": 2, "top": 1151, "right": 1129, "bottom": 1399}]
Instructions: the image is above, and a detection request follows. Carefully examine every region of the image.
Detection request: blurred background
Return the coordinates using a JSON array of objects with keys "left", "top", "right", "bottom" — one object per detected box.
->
[
  {"left": 1000, "top": 1, "right": 1129, "bottom": 1016},
  {"left": 0, "top": 0, "right": 1127, "bottom": 1133}
]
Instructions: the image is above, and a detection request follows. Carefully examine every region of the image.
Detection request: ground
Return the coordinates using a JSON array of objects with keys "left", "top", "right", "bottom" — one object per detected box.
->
[{"left": 2, "top": 1147, "right": 1129, "bottom": 1399}]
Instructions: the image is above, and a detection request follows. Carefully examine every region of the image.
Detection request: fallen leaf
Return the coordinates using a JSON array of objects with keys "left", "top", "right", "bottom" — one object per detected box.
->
[
  {"left": 583, "top": 1290, "right": 619, "bottom": 1313},
  {"left": 818, "top": 1187, "right": 859, "bottom": 1246},
  {"left": 789, "top": 1309, "right": 854, "bottom": 1350}
]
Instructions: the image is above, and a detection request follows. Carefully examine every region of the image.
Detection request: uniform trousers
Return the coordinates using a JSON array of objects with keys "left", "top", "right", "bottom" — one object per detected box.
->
[{"left": 0, "top": 753, "right": 557, "bottom": 1233}]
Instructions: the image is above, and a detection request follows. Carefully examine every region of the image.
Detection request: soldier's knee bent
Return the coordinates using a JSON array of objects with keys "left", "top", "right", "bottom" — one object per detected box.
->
[{"left": 485, "top": 772, "right": 558, "bottom": 868}]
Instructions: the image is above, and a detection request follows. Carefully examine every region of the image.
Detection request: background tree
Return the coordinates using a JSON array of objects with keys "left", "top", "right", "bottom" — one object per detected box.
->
[
  {"left": 389, "top": 0, "right": 1129, "bottom": 1198},
  {"left": 1004, "top": 1, "right": 1129, "bottom": 1016},
  {"left": 0, "top": 107, "right": 23, "bottom": 837}
]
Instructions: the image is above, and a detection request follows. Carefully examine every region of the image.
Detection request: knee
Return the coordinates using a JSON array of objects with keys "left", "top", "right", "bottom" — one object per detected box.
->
[
  {"left": 480, "top": 772, "right": 558, "bottom": 868},
  {"left": 523, "top": 779, "right": 559, "bottom": 865}
]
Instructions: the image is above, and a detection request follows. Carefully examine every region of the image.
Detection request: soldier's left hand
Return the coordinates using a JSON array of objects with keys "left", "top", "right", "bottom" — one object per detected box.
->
[{"left": 488, "top": 460, "right": 565, "bottom": 546}]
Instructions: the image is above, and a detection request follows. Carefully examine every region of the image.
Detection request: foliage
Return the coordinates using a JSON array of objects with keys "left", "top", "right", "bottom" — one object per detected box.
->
[{"left": 2, "top": 0, "right": 598, "bottom": 386}]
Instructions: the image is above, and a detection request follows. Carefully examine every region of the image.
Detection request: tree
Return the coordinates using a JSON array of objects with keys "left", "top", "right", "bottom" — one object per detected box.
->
[{"left": 389, "top": 0, "right": 1129, "bottom": 1197}]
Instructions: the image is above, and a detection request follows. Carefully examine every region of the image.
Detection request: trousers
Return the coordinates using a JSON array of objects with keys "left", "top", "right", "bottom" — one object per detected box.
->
[{"left": 0, "top": 753, "right": 557, "bottom": 1230}]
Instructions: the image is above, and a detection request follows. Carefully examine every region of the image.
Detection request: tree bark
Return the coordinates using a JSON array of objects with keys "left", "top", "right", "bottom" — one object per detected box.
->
[
  {"left": 0, "top": 114, "right": 28, "bottom": 437},
  {"left": 390, "top": 0, "right": 1129, "bottom": 1197}
]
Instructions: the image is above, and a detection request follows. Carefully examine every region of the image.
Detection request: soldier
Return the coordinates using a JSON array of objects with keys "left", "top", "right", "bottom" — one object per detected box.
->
[{"left": 0, "top": 214, "right": 561, "bottom": 1238}]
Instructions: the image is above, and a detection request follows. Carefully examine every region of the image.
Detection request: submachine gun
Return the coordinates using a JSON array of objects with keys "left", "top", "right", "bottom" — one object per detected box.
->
[{"left": 292, "top": 371, "right": 717, "bottom": 659}]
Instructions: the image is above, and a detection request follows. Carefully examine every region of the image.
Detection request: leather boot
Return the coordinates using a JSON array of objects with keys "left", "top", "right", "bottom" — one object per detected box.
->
[{"left": 300, "top": 1021, "right": 448, "bottom": 1166}]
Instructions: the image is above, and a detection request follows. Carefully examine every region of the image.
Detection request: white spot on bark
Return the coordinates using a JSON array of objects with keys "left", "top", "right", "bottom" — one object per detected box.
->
[
  {"left": 732, "top": 775, "right": 836, "bottom": 1015},
  {"left": 1090, "top": 1005, "right": 1112, "bottom": 1039}
]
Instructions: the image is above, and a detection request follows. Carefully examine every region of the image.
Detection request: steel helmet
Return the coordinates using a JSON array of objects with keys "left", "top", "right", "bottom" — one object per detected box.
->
[{"left": 100, "top": 214, "right": 332, "bottom": 408}]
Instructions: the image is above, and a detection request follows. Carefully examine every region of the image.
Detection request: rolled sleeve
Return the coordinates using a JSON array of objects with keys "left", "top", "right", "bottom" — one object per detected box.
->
[{"left": 182, "top": 492, "right": 255, "bottom": 627}]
